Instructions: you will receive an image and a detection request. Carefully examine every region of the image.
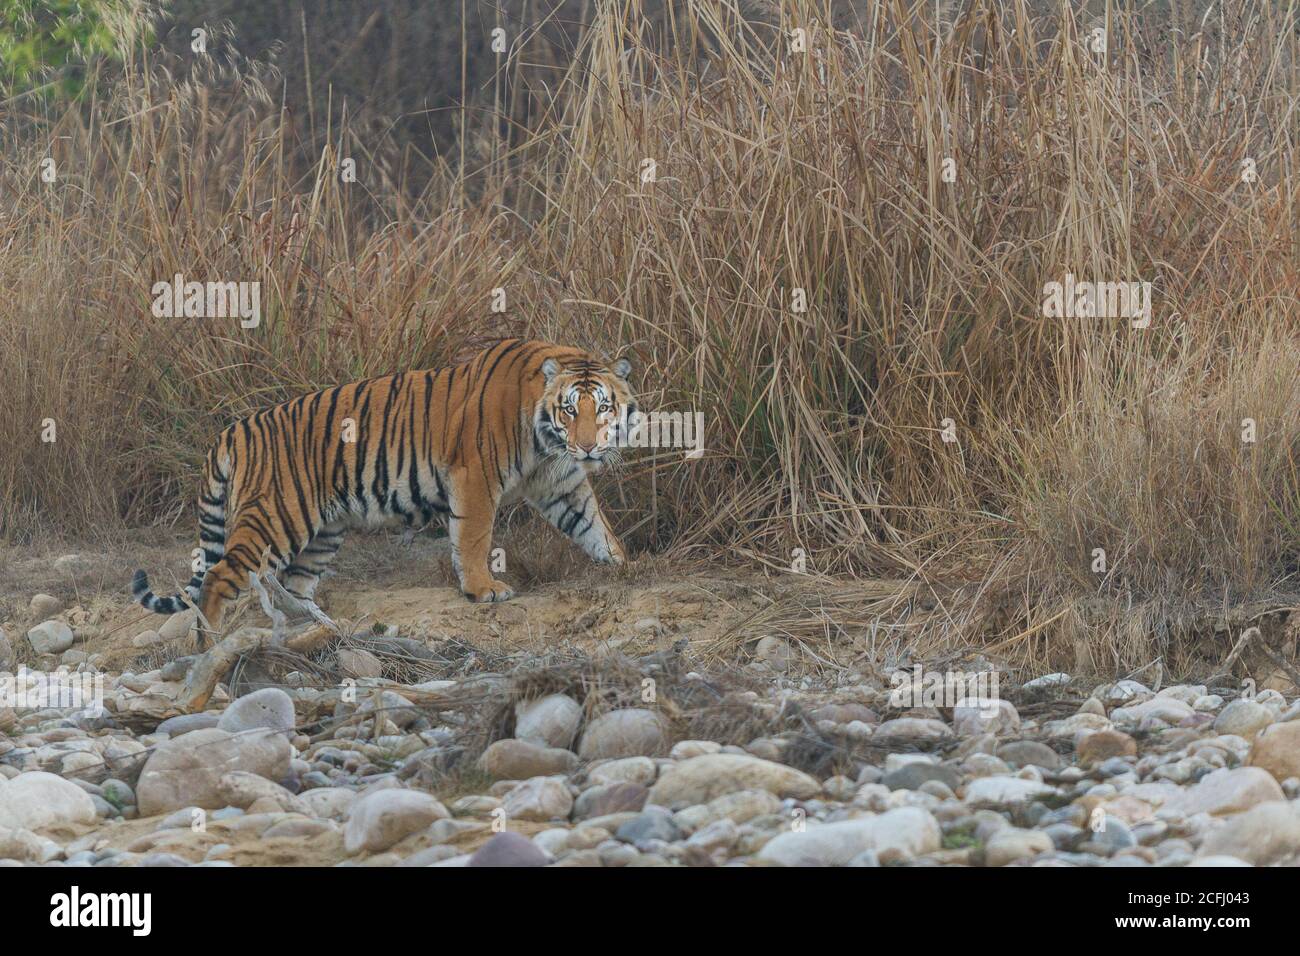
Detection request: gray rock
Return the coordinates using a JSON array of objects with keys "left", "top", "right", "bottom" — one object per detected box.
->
[
  {"left": 1248, "top": 719, "right": 1300, "bottom": 782},
  {"left": 0, "top": 772, "right": 98, "bottom": 829},
  {"left": 963, "top": 776, "right": 1056, "bottom": 807},
  {"left": 135, "top": 728, "right": 293, "bottom": 816},
  {"left": 1043, "top": 823, "right": 1085, "bottom": 850},
  {"left": 501, "top": 776, "right": 573, "bottom": 822},
  {"left": 217, "top": 688, "right": 296, "bottom": 736},
  {"left": 401, "top": 845, "right": 463, "bottom": 866},
  {"left": 1082, "top": 815, "right": 1135, "bottom": 853},
  {"left": 262, "top": 818, "right": 337, "bottom": 840},
  {"left": 952, "top": 698, "right": 1020, "bottom": 737},
  {"left": 881, "top": 762, "right": 960, "bottom": 792},
  {"left": 758, "top": 807, "right": 940, "bottom": 866},
  {"left": 29, "top": 594, "right": 64, "bottom": 619},
  {"left": 1163, "top": 767, "right": 1284, "bottom": 817},
  {"left": 100, "top": 778, "right": 136, "bottom": 809},
  {"left": 157, "top": 609, "right": 199, "bottom": 643},
  {"left": 573, "top": 782, "right": 648, "bottom": 820},
  {"left": 578, "top": 709, "right": 669, "bottom": 760},
  {"left": 996, "top": 740, "right": 1062, "bottom": 770},
  {"left": 478, "top": 738, "right": 578, "bottom": 781},
  {"left": 468, "top": 831, "right": 550, "bottom": 867},
  {"left": 874, "top": 717, "right": 954, "bottom": 741},
  {"left": 672, "top": 789, "right": 783, "bottom": 834},
  {"left": 343, "top": 789, "right": 449, "bottom": 854},
  {"left": 984, "top": 826, "right": 1054, "bottom": 866},
  {"left": 299, "top": 787, "right": 358, "bottom": 821},
  {"left": 1213, "top": 699, "right": 1274, "bottom": 738},
  {"left": 586, "top": 756, "right": 658, "bottom": 787},
  {"left": 217, "top": 772, "right": 307, "bottom": 813},
  {"left": 26, "top": 620, "right": 74, "bottom": 655},
  {"left": 647, "top": 754, "right": 820, "bottom": 808},
  {"left": 1197, "top": 801, "right": 1300, "bottom": 865},
  {"left": 616, "top": 806, "right": 681, "bottom": 845},
  {"left": 156, "top": 713, "right": 221, "bottom": 737},
  {"left": 515, "top": 694, "right": 583, "bottom": 750},
  {"left": 130, "top": 631, "right": 162, "bottom": 649},
  {"left": 336, "top": 648, "right": 383, "bottom": 679}
]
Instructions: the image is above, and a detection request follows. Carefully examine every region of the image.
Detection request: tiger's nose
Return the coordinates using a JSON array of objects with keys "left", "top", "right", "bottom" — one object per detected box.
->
[{"left": 577, "top": 438, "right": 597, "bottom": 453}]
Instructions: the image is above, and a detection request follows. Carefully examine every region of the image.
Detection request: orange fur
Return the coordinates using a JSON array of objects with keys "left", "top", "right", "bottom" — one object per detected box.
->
[{"left": 132, "top": 339, "right": 636, "bottom": 641}]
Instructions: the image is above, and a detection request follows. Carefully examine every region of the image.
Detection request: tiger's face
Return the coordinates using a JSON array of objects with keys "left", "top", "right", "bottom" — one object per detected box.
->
[{"left": 536, "top": 356, "right": 636, "bottom": 467}]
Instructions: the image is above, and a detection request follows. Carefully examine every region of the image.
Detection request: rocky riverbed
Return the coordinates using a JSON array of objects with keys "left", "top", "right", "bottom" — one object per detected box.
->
[{"left": 4, "top": 597, "right": 1300, "bottom": 867}]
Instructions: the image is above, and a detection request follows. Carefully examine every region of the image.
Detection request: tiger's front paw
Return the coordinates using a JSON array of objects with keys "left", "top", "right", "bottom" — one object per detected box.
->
[
  {"left": 465, "top": 579, "right": 516, "bottom": 603},
  {"left": 596, "top": 538, "right": 626, "bottom": 566}
]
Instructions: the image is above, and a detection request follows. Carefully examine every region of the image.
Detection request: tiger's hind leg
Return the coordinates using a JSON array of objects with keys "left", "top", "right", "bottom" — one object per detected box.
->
[
  {"left": 265, "top": 574, "right": 341, "bottom": 634},
  {"left": 197, "top": 508, "right": 302, "bottom": 645},
  {"left": 249, "top": 570, "right": 290, "bottom": 645},
  {"left": 272, "top": 523, "right": 345, "bottom": 633},
  {"left": 277, "top": 524, "right": 344, "bottom": 605}
]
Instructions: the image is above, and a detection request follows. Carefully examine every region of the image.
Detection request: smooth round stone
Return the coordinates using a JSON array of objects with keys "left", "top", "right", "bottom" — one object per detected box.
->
[{"left": 467, "top": 831, "right": 550, "bottom": 867}]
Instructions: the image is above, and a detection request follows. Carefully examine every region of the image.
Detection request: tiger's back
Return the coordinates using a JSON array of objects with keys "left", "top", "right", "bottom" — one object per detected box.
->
[{"left": 132, "top": 339, "right": 636, "bottom": 640}]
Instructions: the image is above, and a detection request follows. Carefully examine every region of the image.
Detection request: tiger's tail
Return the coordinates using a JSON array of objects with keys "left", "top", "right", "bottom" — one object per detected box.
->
[{"left": 132, "top": 444, "right": 229, "bottom": 615}]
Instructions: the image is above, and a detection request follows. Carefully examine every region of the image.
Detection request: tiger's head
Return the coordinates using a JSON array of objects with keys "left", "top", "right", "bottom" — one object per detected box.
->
[{"left": 535, "top": 355, "right": 636, "bottom": 468}]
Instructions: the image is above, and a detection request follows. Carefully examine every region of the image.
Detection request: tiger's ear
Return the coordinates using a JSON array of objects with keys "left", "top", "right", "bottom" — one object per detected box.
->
[
  {"left": 612, "top": 357, "right": 632, "bottom": 380},
  {"left": 541, "top": 358, "right": 560, "bottom": 383}
]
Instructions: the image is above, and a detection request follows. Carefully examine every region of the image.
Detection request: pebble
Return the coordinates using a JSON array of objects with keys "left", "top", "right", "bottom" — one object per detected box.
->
[
  {"left": 996, "top": 740, "right": 1061, "bottom": 770},
  {"left": 26, "top": 620, "right": 74, "bottom": 655},
  {"left": 578, "top": 709, "right": 669, "bottom": 760},
  {"left": 217, "top": 688, "right": 297, "bottom": 736},
  {"left": 573, "top": 782, "right": 648, "bottom": 819},
  {"left": 984, "top": 826, "right": 1054, "bottom": 866},
  {"left": 1076, "top": 729, "right": 1137, "bottom": 763},
  {"left": 29, "top": 594, "right": 65, "bottom": 618},
  {"left": 478, "top": 739, "right": 579, "bottom": 780},
  {"left": 1248, "top": 719, "right": 1300, "bottom": 782},
  {"left": 336, "top": 648, "right": 384, "bottom": 679},
  {"left": 501, "top": 776, "right": 573, "bottom": 822},
  {"left": 758, "top": 807, "right": 940, "bottom": 866},
  {"left": 9, "top": 598, "right": 1300, "bottom": 873},
  {"left": 963, "top": 776, "right": 1056, "bottom": 807},
  {"left": 1213, "top": 699, "right": 1274, "bottom": 738},
  {"left": 1196, "top": 801, "right": 1300, "bottom": 865},
  {"left": 587, "top": 756, "right": 658, "bottom": 787},
  {"left": 874, "top": 717, "right": 954, "bottom": 741},
  {"left": 647, "top": 754, "right": 820, "bottom": 808},
  {"left": 1163, "top": 767, "right": 1284, "bottom": 817},
  {"left": 0, "top": 771, "right": 98, "bottom": 829},
  {"left": 135, "top": 728, "right": 293, "bottom": 815},
  {"left": 616, "top": 806, "right": 681, "bottom": 845},
  {"left": 881, "top": 762, "right": 960, "bottom": 792},
  {"left": 343, "top": 788, "right": 449, "bottom": 854},
  {"left": 515, "top": 694, "right": 583, "bottom": 750},
  {"left": 952, "top": 698, "right": 1020, "bottom": 737},
  {"left": 468, "top": 831, "right": 550, "bottom": 867}
]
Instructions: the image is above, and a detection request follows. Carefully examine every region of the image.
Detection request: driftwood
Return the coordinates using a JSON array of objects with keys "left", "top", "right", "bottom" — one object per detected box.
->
[{"left": 176, "top": 627, "right": 267, "bottom": 713}]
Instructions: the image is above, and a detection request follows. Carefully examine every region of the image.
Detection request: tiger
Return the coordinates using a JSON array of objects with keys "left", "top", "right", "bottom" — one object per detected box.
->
[{"left": 131, "top": 339, "right": 636, "bottom": 643}]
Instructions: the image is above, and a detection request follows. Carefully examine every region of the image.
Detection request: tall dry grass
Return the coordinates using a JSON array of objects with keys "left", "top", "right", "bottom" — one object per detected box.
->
[{"left": 2, "top": 0, "right": 1298, "bottom": 672}]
